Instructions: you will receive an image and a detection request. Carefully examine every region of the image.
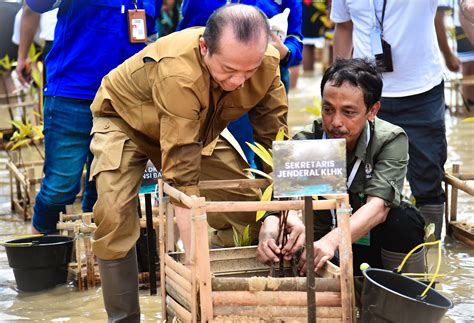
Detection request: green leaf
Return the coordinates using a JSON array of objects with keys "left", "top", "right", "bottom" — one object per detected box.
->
[
  {"left": 232, "top": 226, "right": 240, "bottom": 247},
  {"left": 256, "top": 184, "right": 273, "bottom": 221},
  {"left": 9, "top": 138, "right": 31, "bottom": 151},
  {"left": 246, "top": 142, "right": 273, "bottom": 168},
  {"left": 463, "top": 117, "right": 474, "bottom": 122},
  {"left": 241, "top": 225, "right": 251, "bottom": 246},
  {"left": 275, "top": 128, "right": 286, "bottom": 141},
  {"left": 255, "top": 142, "right": 273, "bottom": 168},
  {"left": 244, "top": 168, "right": 273, "bottom": 180}
]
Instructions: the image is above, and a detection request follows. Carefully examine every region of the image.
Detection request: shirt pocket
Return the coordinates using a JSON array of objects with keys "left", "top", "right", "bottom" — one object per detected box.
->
[
  {"left": 89, "top": 118, "right": 128, "bottom": 180},
  {"left": 88, "top": 0, "right": 124, "bottom": 32}
]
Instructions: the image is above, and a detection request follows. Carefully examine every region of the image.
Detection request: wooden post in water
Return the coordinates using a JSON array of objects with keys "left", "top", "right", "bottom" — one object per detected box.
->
[
  {"left": 304, "top": 196, "right": 316, "bottom": 322},
  {"left": 145, "top": 193, "right": 157, "bottom": 295}
]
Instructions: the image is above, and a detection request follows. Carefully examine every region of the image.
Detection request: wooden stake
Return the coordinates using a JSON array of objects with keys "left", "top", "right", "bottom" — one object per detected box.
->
[
  {"left": 450, "top": 164, "right": 460, "bottom": 223},
  {"left": 337, "top": 198, "right": 354, "bottom": 323},
  {"left": 193, "top": 200, "right": 213, "bottom": 321},
  {"left": 158, "top": 179, "right": 167, "bottom": 319},
  {"left": 304, "top": 196, "right": 316, "bottom": 322}
]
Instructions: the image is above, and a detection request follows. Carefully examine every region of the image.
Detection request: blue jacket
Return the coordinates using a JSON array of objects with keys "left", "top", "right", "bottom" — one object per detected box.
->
[
  {"left": 177, "top": 0, "right": 303, "bottom": 68},
  {"left": 26, "top": 0, "right": 161, "bottom": 101}
]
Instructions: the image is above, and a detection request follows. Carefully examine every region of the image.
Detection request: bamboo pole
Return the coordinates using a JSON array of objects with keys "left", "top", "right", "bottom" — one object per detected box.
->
[
  {"left": 211, "top": 276, "right": 340, "bottom": 292},
  {"left": 193, "top": 200, "right": 213, "bottom": 321},
  {"left": 213, "top": 305, "right": 342, "bottom": 318},
  {"left": 164, "top": 254, "right": 192, "bottom": 282},
  {"left": 158, "top": 179, "right": 167, "bottom": 320},
  {"left": 205, "top": 199, "right": 337, "bottom": 213},
  {"left": 165, "top": 278, "right": 192, "bottom": 311},
  {"left": 6, "top": 160, "right": 27, "bottom": 187},
  {"left": 212, "top": 291, "right": 341, "bottom": 307},
  {"left": 450, "top": 165, "right": 460, "bottom": 223},
  {"left": 337, "top": 197, "right": 355, "bottom": 323},
  {"left": 162, "top": 182, "right": 194, "bottom": 208},
  {"left": 166, "top": 202, "right": 175, "bottom": 252},
  {"left": 166, "top": 295, "right": 192, "bottom": 323},
  {"left": 27, "top": 168, "right": 35, "bottom": 209},
  {"left": 198, "top": 178, "right": 271, "bottom": 190},
  {"left": 445, "top": 173, "right": 474, "bottom": 196},
  {"left": 165, "top": 266, "right": 192, "bottom": 293},
  {"left": 444, "top": 180, "right": 451, "bottom": 235}
]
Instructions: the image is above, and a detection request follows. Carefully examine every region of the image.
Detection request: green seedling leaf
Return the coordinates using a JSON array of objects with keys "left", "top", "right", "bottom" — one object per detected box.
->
[
  {"left": 256, "top": 184, "right": 273, "bottom": 221},
  {"left": 244, "top": 168, "right": 273, "bottom": 180}
]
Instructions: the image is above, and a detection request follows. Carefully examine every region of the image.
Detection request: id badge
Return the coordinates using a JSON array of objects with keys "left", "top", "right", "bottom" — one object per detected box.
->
[
  {"left": 370, "top": 29, "right": 383, "bottom": 56},
  {"left": 127, "top": 9, "right": 147, "bottom": 43},
  {"left": 355, "top": 231, "right": 370, "bottom": 246}
]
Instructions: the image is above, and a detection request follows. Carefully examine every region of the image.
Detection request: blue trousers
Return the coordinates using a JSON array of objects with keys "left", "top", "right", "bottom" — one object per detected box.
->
[
  {"left": 378, "top": 82, "right": 447, "bottom": 205},
  {"left": 32, "top": 96, "right": 97, "bottom": 233}
]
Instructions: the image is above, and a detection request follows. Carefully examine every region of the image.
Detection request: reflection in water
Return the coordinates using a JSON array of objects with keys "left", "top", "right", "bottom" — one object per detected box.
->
[{"left": 0, "top": 68, "right": 472, "bottom": 321}]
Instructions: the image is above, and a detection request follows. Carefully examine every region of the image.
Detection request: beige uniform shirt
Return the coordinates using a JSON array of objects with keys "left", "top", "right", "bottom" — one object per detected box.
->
[{"left": 91, "top": 27, "right": 288, "bottom": 197}]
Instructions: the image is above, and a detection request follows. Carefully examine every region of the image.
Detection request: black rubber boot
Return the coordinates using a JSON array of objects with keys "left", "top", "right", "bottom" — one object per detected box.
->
[
  {"left": 97, "top": 248, "right": 140, "bottom": 323},
  {"left": 419, "top": 204, "right": 444, "bottom": 240}
]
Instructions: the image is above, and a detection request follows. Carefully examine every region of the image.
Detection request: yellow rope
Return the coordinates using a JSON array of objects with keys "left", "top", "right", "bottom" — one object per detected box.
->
[{"left": 397, "top": 240, "right": 442, "bottom": 299}]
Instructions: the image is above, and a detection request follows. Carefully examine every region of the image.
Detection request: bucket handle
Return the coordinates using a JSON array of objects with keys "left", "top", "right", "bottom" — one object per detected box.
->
[
  {"left": 396, "top": 240, "right": 442, "bottom": 299},
  {"left": 0, "top": 234, "right": 44, "bottom": 247}
]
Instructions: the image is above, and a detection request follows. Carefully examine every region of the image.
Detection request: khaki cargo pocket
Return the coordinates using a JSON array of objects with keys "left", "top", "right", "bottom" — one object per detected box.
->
[{"left": 89, "top": 118, "right": 128, "bottom": 180}]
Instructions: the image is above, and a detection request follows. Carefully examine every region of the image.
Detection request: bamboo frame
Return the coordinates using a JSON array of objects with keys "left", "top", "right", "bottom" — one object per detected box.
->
[
  {"left": 159, "top": 178, "right": 355, "bottom": 322},
  {"left": 444, "top": 164, "right": 474, "bottom": 247}
]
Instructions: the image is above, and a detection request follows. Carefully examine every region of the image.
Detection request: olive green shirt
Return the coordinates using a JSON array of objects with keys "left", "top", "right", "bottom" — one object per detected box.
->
[
  {"left": 294, "top": 117, "right": 408, "bottom": 207},
  {"left": 90, "top": 27, "right": 288, "bottom": 197}
]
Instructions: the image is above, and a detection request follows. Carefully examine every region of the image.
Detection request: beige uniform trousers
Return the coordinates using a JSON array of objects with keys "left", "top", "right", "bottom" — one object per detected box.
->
[{"left": 90, "top": 117, "right": 261, "bottom": 260}]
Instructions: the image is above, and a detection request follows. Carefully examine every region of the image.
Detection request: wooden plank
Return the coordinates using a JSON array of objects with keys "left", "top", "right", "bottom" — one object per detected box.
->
[
  {"left": 211, "top": 276, "right": 340, "bottom": 292},
  {"left": 205, "top": 199, "right": 337, "bottom": 213},
  {"left": 212, "top": 291, "right": 341, "bottom": 307},
  {"left": 213, "top": 305, "right": 342, "bottom": 318},
  {"left": 6, "top": 160, "right": 27, "bottom": 187},
  {"left": 166, "top": 295, "right": 192, "bottom": 323}
]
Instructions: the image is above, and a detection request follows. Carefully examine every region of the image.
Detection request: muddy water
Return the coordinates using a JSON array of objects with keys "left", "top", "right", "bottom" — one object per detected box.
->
[{"left": 0, "top": 68, "right": 472, "bottom": 322}]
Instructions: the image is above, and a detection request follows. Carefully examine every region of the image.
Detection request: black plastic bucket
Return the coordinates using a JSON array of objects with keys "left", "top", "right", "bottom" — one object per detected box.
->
[
  {"left": 2, "top": 235, "right": 74, "bottom": 292},
  {"left": 361, "top": 268, "right": 453, "bottom": 322}
]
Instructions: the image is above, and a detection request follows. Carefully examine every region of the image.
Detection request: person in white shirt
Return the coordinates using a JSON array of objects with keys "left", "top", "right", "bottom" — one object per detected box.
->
[{"left": 331, "top": 0, "right": 447, "bottom": 240}]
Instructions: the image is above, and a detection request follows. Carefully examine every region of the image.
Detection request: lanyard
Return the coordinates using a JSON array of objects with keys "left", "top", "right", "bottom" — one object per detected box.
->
[{"left": 369, "top": 0, "right": 387, "bottom": 34}]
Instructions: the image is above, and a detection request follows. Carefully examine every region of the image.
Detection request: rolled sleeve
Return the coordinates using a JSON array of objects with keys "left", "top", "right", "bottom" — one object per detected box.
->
[
  {"left": 364, "top": 131, "right": 409, "bottom": 207},
  {"left": 153, "top": 76, "right": 204, "bottom": 198},
  {"left": 330, "top": 0, "right": 352, "bottom": 23}
]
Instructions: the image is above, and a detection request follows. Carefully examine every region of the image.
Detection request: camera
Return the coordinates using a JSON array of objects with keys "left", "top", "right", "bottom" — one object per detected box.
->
[{"left": 375, "top": 38, "right": 394, "bottom": 73}]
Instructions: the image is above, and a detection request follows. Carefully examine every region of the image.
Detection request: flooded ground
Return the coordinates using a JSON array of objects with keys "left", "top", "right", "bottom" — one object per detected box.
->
[{"left": 0, "top": 67, "right": 473, "bottom": 322}]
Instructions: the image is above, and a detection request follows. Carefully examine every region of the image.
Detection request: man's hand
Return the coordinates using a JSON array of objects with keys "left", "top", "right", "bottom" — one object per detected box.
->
[
  {"left": 256, "top": 210, "right": 305, "bottom": 264},
  {"left": 16, "top": 58, "right": 32, "bottom": 85},
  {"left": 271, "top": 33, "right": 290, "bottom": 61},
  {"left": 256, "top": 215, "right": 281, "bottom": 264},
  {"left": 445, "top": 53, "right": 461, "bottom": 72},
  {"left": 297, "top": 236, "right": 338, "bottom": 275}
]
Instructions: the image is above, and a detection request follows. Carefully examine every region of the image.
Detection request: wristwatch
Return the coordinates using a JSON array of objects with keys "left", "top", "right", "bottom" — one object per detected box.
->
[{"left": 281, "top": 48, "right": 292, "bottom": 65}]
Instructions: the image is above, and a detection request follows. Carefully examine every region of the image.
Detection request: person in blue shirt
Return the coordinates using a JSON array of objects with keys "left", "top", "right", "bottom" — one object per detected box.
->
[
  {"left": 26, "top": 1, "right": 160, "bottom": 321},
  {"left": 178, "top": 0, "right": 302, "bottom": 169}
]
